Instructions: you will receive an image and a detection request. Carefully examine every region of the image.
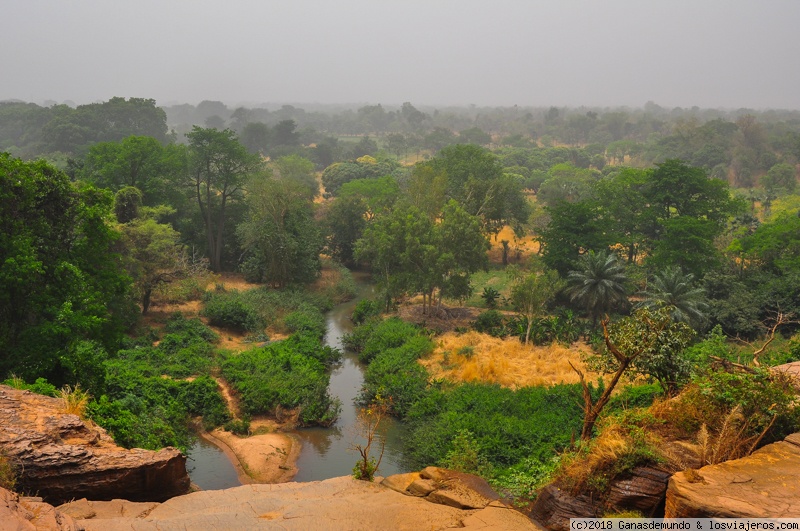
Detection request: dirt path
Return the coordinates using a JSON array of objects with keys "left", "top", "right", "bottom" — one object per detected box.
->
[{"left": 212, "top": 376, "right": 241, "bottom": 419}]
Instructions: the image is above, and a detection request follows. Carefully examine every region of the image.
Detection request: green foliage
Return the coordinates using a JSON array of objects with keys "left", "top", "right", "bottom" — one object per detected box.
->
[
  {"left": 238, "top": 178, "right": 322, "bottom": 287},
  {"left": 221, "top": 334, "right": 340, "bottom": 425},
  {"left": 442, "top": 429, "right": 492, "bottom": 476},
  {"left": 665, "top": 369, "right": 800, "bottom": 445},
  {"left": 224, "top": 416, "right": 251, "bottom": 435},
  {"left": 283, "top": 307, "right": 327, "bottom": 340},
  {"left": 405, "top": 383, "right": 585, "bottom": 469},
  {"left": 361, "top": 339, "right": 431, "bottom": 417},
  {"left": 358, "top": 317, "right": 424, "bottom": 363},
  {"left": 351, "top": 298, "right": 382, "bottom": 325},
  {"left": 0, "top": 154, "right": 131, "bottom": 386},
  {"left": 636, "top": 267, "right": 709, "bottom": 329},
  {"left": 472, "top": 310, "right": 506, "bottom": 337},
  {"left": 567, "top": 250, "right": 628, "bottom": 326},
  {"left": 607, "top": 384, "right": 663, "bottom": 411},
  {"left": 352, "top": 457, "right": 378, "bottom": 481},
  {"left": 481, "top": 287, "right": 501, "bottom": 309},
  {"left": 2, "top": 376, "right": 58, "bottom": 397},
  {"left": 202, "top": 289, "right": 267, "bottom": 333}
]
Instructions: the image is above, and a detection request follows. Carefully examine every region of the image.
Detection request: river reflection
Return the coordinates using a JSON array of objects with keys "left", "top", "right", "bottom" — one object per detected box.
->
[
  {"left": 293, "top": 275, "right": 411, "bottom": 481},
  {"left": 186, "top": 436, "right": 241, "bottom": 490}
]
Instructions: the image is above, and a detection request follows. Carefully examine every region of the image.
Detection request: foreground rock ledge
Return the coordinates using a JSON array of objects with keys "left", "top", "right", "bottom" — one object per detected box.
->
[
  {"left": 0, "top": 385, "right": 190, "bottom": 505},
  {"left": 665, "top": 433, "right": 800, "bottom": 518},
  {"left": 64, "top": 472, "right": 540, "bottom": 530}
]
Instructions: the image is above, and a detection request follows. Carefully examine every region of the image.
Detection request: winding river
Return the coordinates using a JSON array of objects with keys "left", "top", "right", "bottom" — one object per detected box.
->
[{"left": 187, "top": 273, "right": 409, "bottom": 487}]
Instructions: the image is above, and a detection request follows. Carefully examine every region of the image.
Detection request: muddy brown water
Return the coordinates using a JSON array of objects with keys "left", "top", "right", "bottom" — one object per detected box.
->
[
  {"left": 293, "top": 274, "right": 410, "bottom": 481},
  {"left": 187, "top": 274, "right": 410, "bottom": 487}
]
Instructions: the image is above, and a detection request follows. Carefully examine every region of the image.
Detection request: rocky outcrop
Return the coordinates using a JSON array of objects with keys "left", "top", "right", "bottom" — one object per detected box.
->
[
  {"left": 665, "top": 433, "right": 800, "bottom": 517},
  {"left": 530, "top": 466, "right": 671, "bottom": 530},
  {"left": 0, "top": 487, "right": 77, "bottom": 530},
  {"left": 65, "top": 472, "right": 540, "bottom": 530},
  {"left": 0, "top": 385, "right": 191, "bottom": 505},
  {"left": 381, "top": 466, "right": 502, "bottom": 510}
]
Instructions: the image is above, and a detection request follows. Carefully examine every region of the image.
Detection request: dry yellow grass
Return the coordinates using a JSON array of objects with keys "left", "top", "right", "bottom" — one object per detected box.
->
[
  {"left": 420, "top": 330, "right": 599, "bottom": 389},
  {"left": 486, "top": 225, "right": 540, "bottom": 265}
]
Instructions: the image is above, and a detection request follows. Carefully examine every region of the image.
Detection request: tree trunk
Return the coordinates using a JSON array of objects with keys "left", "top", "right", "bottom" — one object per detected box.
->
[{"left": 141, "top": 288, "right": 152, "bottom": 315}]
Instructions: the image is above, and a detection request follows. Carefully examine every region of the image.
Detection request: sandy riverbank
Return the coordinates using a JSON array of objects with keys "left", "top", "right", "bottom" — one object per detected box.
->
[{"left": 199, "top": 428, "right": 300, "bottom": 484}]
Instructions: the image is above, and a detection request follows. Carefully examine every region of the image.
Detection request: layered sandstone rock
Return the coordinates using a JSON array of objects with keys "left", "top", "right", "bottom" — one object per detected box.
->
[
  {"left": 665, "top": 433, "right": 800, "bottom": 518},
  {"left": 530, "top": 466, "right": 672, "bottom": 530},
  {"left": 0, "top": 385, "right": 190, "bottom": 505}
]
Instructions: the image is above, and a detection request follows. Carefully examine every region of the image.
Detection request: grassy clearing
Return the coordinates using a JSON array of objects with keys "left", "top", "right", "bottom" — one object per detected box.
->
[
  {"left": 463, "top": 268, "right": 516, "bottom": 309},
  {"left": 420, "top": 331, "right": 598, "bottom": 388}
]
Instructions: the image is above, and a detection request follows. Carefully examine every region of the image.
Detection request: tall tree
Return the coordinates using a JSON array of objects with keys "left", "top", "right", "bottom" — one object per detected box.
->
[
  {"left": 185, "top": 127, "right": 261, "bottom": 271},
  {"left": 237, "top": 178, "right": 322, "bottom": 287},
  {"left": 0, "top": 154, "right": 130, "bottom": 383}
]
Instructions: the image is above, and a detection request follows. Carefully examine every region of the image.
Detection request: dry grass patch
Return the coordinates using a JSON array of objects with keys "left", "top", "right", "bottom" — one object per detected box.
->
[
  {"left": 487, "top": 225, "right": 540, "bottom": 265},
  {"left": 420, "top": 330, "right": 598, "bottom": 388},
  {"left": 57, "top": 384, "right": 90, "bottom": 418}
]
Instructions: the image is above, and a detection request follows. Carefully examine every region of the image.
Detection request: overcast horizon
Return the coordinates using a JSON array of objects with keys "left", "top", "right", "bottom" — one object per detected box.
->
[{"left": 4, "top": 0, "right": 800, "bottom": 110}]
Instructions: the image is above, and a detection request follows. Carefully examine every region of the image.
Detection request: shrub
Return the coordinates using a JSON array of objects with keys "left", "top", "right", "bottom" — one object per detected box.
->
[
  {"left": 2, "top": 376, "right": 58, "bottom": 397},
  {"left": 283, "top": 308, "right": 327, "bottom": 340},
  {"left": 221, "top": 337, "right": 340, "bottom": 426},
  {"left": 472, "top": 310, "right": 506, "bottom": 337},
  {"left": 359, "top": 318, "right": 422, "bottom": 363},
  {"left": 202, "top": 290, "right": 266, "bottom": 333},
  {"left": 405, "top": 383, "right": 585, "bottom": 469},
  {"left": 224, "top": 416, "right": 251, "bottom": 436},
  {"left": 351, "top": 298, "right": 382, "bottom": 325}
]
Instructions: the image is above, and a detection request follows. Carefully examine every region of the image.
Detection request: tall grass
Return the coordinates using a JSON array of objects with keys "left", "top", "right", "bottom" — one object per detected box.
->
[{"left": 57, "top": 384, "right": 90, "bottom": 418}]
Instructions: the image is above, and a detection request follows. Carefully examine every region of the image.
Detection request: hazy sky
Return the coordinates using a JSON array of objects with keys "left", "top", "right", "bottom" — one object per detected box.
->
[{"left": 3, "top": 0, "right": 799, "bottom": 109}]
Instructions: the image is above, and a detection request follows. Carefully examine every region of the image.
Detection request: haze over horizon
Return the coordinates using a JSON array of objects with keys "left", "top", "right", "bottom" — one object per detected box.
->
[{"left": 4, "top": 0, "right": 800, "bottom": 110}]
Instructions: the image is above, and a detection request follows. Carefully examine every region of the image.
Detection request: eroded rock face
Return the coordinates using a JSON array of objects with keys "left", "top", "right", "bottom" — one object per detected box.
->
[
  {"left": 665, "top": 433, "right": 800, "bottom": 518},
  {"left": 530, "top": 466, "right": 671, "bottom": 530},
  {"left": 0, "top": 385, "right": 191, "bottom": 505},
  {"left": 0, "top": 487, "right": 77, "bottom": 530}
]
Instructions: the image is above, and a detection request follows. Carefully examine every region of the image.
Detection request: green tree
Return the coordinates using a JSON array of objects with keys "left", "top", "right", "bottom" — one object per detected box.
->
[
  {"left": 80, "top": 136, "right": 186, "bottom": 206},
  {"left": 238, "top": 178, "right": 322, "bottom": 287},
  {"left": 324, "top": 195, "right": 368, "bottom": 266},
  {"left": 573, "top": 308, "right": 694, "bottom": 440},
  {"left": 636, "top": 267, "right": 709, "bottom": 329},
  {"left": 118, "top": 218, "right": 186, "bottom": 314},
  {"left": 185, "top": 127, "right": 262, "bottom": 271},
  {"left": 567, "top": 250, "right": 628, "bottom": 327},
  {"left": 511, "top": 268, "right": 563, "bottom": 344},
  {"left": 274, "top": 154, "right": 318, "bottom": 199},
  {"left": 761, "top": 162, "right": 797, "bottom": 196},
  {"left": 539, "top": 200, "right": 610, "bottom": 275},
  {"left": 0, "top": 154, "right": 131, "bottom": 384}
]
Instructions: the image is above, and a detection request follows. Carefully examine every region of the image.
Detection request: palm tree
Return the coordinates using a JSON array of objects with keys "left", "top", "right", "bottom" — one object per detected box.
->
[
  {"left": 636, "top": 266, "right": 708, "bottom": 329},
  {"left": 567, "top": 250, "right": 628, "bottom": 327}
]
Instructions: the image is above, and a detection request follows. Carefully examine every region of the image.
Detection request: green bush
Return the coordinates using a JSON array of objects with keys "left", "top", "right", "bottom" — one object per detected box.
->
[
  {"left": 405, "top": 383, "right": 585, "bottom": 469},
  {"left": 361, "top": 342, "right": 431, "bottom": 417},
  {"left": 359, "top": 318, "right": 422, "bottom": 363},
  {"left": 221, "top": 336, "right": 340, "bottom": 426},
  {"left": 2, "top": 376, "right": 58, "bottom": 397},
  {"left": 472, "top": 310, "right": 506, "bottom": 337},
  {"left": 351, "top": 298, "right": 382, "bottom": 325},
  {"left": 283, "top": 308, "right": 327, "bottom": 340},
  {"left": 202, "top": 290, "right": 267, "bottom": 333}
]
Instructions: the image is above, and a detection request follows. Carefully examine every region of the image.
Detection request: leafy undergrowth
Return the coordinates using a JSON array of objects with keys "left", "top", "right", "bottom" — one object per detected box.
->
[{"left": 221, "top": 332, "right": 342, "bottom": 427}]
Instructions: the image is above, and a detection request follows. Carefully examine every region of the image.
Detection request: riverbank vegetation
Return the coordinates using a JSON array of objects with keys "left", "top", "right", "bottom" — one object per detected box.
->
[{"left": 1, "top": 97, "right": 799, "bottom": 508}]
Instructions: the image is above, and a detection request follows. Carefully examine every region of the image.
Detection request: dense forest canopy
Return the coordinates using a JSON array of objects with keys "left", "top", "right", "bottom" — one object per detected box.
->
[{"left": 1, "top": 96, "right": 799, "bottom": 504}]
